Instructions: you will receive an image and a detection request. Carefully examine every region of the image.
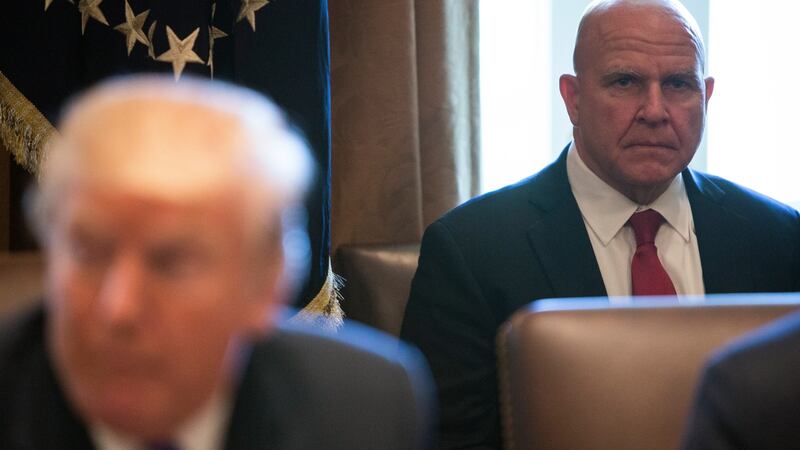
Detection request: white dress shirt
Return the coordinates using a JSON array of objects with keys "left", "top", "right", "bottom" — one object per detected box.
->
[
  {"left": 565, "top": 143, "right": 705, "bottom": 302},
  {"left": 91, "top": 390, "right": 232, "bottom": 450}
]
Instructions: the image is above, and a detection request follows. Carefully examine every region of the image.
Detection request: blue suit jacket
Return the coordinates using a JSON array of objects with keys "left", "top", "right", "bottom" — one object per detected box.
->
[
  {"left": 682, "top": 310, "right": 800, "bottom": 450},
  {"left": 401, "top": 147, "right": 800, "bottom": 449}
]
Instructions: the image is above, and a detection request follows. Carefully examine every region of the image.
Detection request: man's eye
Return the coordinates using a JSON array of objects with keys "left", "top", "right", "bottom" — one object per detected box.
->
[
  {"left": 666, "top": 79, "right": 690, "bottom": 90},
  {"left": 149, "top": 249, "right": 201, "bottom": 278},
  {"left": 615, "top": 77, "right": 634, "bottom": 87},
  {"left": 68, "top": 236, "right": 111, "bottom": 265}
]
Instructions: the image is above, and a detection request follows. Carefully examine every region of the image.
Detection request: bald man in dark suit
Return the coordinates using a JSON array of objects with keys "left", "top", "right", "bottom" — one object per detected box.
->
[{"left": 401, "top": 1, "right": 800, "bottom": 447}]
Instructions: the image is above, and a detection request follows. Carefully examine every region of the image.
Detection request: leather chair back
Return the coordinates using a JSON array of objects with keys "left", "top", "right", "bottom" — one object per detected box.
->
[
  {"left": 0, "top": 252, "right": 44, "bottom": 319},
  {"left": 336, "top": 244, "right": 420, "bottom": 336},
  {"left": 498, "top": 295, "right": 800, "bottom": 450}
]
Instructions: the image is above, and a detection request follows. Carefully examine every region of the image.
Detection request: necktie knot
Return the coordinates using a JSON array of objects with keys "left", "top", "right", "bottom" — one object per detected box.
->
[{"left": 629, "top": 209, "right": 665, "bottom": 246}]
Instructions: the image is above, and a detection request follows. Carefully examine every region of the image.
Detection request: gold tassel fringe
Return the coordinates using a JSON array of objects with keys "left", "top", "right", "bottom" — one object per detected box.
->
[
  {"left": 0, "top": 71, "right": 56, "bottom": 176},
  {"left": 290, "top": 259, "right": 345, "bottom": 331}
]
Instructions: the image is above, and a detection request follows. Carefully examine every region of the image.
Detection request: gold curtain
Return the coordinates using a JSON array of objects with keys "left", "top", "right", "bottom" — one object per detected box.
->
[{"left": 329, "top": 0, "right": 480, "bottom": 251}]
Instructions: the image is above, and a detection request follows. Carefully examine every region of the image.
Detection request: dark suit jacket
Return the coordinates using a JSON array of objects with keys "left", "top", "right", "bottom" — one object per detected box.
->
[
  {"left": 681, "top": 310, "right": 800, "bottom": 450},
  {"left": 400, "top": 148, "right": 800, "bottom": 449},
  {"left": 0, "top": 305, "right": 435, "bottom": 450}
]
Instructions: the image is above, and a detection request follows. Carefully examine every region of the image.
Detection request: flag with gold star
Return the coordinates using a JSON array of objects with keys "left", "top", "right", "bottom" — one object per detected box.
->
[{"left": 0, "top": 0, "right": 340, "bottom": 327}]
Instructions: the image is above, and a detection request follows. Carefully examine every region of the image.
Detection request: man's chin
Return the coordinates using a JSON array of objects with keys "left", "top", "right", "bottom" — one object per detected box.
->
[
  {"left": 623, "top": 144, "right": 692, "bottom": 172},
  {"left": 610, "top": 165, "right": 685, "bottom": 203},
  {"left": 623, "top": 160, "right": 685, "bottom": 185},
  {"left": 85, "top": 384, "right": 182, "bottom": 440}
]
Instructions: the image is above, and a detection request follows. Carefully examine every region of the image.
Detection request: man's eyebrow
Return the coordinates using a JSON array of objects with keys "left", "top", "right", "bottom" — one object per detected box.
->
[
  {"left": 599, "top": 68, "right": 642, "bottom": 82},
  {"left": 147, "top": 234, "right": 212, "bottom": 253},
  {"left": 665, "top": 69, "right": 702, "bottom": 79},
  {"left": 66, "top": 217, "right": 113, "bottom": 240},
  {"left": 663, "top": 70, "right": 703, "bottom": 87}
]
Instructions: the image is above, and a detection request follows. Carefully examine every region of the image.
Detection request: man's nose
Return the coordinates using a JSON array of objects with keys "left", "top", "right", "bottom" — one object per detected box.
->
[
  {"left": 636, "top": 84, "right": 669, "bottom": 125},
  {"left": 97, "top": 255, "right": 146, "bottom": 332}
]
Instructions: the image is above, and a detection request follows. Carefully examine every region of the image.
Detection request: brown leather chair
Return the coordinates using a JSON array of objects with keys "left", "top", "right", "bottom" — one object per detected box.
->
[
  {"left": 335, "top": 243, "right": 420, "bottom": 336},
  {"left": 0, "top": 252, "right": 44, "bottom": 319},
  {"left": 498, "top": 295, "right": 800, "bottom": 450}
]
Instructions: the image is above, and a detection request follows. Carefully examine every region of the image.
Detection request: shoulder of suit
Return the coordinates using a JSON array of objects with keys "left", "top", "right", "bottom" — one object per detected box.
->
[
  {"left": 424, "top": 166, "right": 568, "bottom": 255},
  {"left": 256, "top": 317, "right": 430, "bottom": 382},
  {"left": 0, "top": 303, "right": 46, "bottom": 371},
  {"left": 435, "top": 173, "right": 542, "bottom": 229},
  {"left": 244, "top": 318, "right": 434, "bottom": 422},
  {"left": 710, "top": 310, "right": 800, "bottom": 372},
  {"left": 687, "top": 169, "right": 799, "bottom": 219}
]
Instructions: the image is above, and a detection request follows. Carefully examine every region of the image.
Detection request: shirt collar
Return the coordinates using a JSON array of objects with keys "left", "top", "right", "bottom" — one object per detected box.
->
[
  {"left": 91, "top": 389, "right": 232, "bottom": 450},
  {"left": 566, "top": 142, "right": 693, "bottom": 246}
]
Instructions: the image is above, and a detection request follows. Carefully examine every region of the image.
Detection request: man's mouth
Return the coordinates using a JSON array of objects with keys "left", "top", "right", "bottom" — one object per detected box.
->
[{"left": 626, "top": 142, "right": 675, "bottom": 149}]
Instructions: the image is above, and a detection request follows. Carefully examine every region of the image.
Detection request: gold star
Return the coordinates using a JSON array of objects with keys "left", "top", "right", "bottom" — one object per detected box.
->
[
  {"left": 147, "top": 20, "right": 158, "bottom": 59},
  {"left": 208, "top": 3, "right": 228, "bottom": 78},
  {"left": 156, "top": 26, "right": 205, "bottom": 80},
  {"left": 113, "top": 1, "right": 150, "bottom": 56},
  {"left": 237, "top": 0, "right": 269, "bottom": 32},
  {"left": 78, "top": 0, "right": 109, "bottom": 35},
  {"left": 209, "top": 26, "right": 228, "bottom": 50},
  {"left": 44, "top": 0, "right": 70, "bottom": 11}
]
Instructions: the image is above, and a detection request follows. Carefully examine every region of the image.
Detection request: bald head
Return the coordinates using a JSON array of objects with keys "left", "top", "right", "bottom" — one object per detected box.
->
[{"left": 574, "top": 0, "right": 706, "bottom": 74}]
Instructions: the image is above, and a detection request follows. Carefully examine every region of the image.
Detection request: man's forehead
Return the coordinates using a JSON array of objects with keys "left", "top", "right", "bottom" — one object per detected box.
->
[
  {"left": 57, "top": 98, "right": 251, "bottom": 203},
  {"left": 595, "top": 35, "right": 704, "bottom": 68},
  {"left": 71, "top": 97, "right": 243, "bottom": 147},
  {"left": 63, "top": 183, "right": 243, "bottom": 220},
  {"left": 587, "top": 4, "right": 696, "bottom": 43},
  {"left": 60, "top": 184, "right": 248, "bottom": 245},
  {"left": 622, "top": 9, "right": 693, "bottom": 30}
]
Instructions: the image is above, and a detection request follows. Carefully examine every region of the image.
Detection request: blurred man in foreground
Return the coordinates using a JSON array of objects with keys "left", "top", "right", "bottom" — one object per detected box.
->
[{"left": 0, "top": 76, "right": 432, "bottom": 449}]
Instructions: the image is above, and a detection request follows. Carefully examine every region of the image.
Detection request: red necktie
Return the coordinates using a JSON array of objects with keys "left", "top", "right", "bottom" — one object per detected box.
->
[{"left": 629, "top": 209, "right": 677, "bottom": 296}]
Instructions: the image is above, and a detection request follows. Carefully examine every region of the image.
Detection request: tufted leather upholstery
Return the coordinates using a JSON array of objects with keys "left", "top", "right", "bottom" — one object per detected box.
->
[{"left": 498, "top": 295, "right": 800, "bottom": 450}]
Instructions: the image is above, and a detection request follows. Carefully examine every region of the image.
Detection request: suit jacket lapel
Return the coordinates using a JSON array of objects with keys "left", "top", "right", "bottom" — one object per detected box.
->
[
  {"left": 684, "top": 169, "right": 755, "bottom": 293},
  {"left": 525, "top": 148, "right": 607, "bottom": 298}
]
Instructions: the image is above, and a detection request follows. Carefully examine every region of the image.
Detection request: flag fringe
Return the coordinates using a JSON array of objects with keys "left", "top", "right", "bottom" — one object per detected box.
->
[
  {"left": 290, "top": 260, "right": 345, "bottom": 331},
  {"left": 0, "top": 71, "right": 56, "bottom": 177}
]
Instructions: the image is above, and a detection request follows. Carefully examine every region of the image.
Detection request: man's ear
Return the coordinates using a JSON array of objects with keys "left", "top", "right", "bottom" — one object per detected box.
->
[
  {"left": 559, "top": 74, "right": 580, "bottom": 126},
  {"left": 704, "top": 76, "right": 715, "bottom": 106}
]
